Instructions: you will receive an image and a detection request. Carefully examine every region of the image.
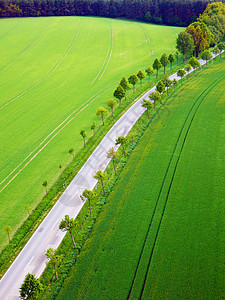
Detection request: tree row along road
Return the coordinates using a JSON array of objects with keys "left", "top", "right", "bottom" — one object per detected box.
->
[{"left": 0, "top": 52, "right": 221, "bottom": 299}]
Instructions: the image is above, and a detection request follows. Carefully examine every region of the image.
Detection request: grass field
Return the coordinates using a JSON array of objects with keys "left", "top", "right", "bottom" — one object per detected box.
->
[
  {"left": 0, "top": 16, "right": 183, "bottom": 249},
  {"left": 56, "top": 58, "right": 225, "bottom": 299}
]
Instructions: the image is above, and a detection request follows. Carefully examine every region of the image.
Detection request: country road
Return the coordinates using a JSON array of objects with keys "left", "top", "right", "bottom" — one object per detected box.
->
[{"left": 0, "top": 52, "right": 220, "bottom": 300}]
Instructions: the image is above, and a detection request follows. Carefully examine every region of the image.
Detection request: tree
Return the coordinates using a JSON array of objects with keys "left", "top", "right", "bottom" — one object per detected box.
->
[
  {"left": 20, "top": 273, "right": 43, "bottom": 300},
  {"left": 218, "top": 42, "right": 225, "bottom": 58},
  {"left": 45, "top": 248, "right": 62, "bottom": 280},
  {"left": 212, "top": 46, "right": 220, "bottom": 59},
  {"left": 142, "top": 99, "right": 153, "bottom": 118},
  {"left": 93, "top": 170, "right": 107, "bottom": 195},
  {"left": 156, "top": 80, "right": 165, "bottom": 102},
  {"left": 128, "top": 74, "right": 139, "bottom": 93},
  {"left": 80, "top": 129, "right": 87, "bottom": 148},
  {"left": 42, "top": 180, "right": 48, "bottom": 194},
  {"left": 189, "top": 56, "right": 200, "bottom": 75},
  {"left": 91, "top": 122, "right": 96, "bottom": 136},
  {"left": 107, "top": 98, "right": 117, "bottom": 116},
  {"left": 59, "top": 215, "right": 77, "bottom": 249},
  {"left": 149, "top": 90, "right": 161, "bottom": 110},
  {"left": 25, "top": 204, "right": 32, "bottom": 216},
  {"left": 186, "top": 24, "right": 208, "bottom": 57},
  {"left": 201, "top": 49, "right": 212, "bottom": 66},
  {"left": 168, "top": 53, "right": 175, "bottom": 69},
  {"left": 113, "top": 84, "right": 125, "bottom": 106},
  {"left": 115, "top": 136, "right": 127, "bottom": 158},
  {"left": 152, "top": 58, "right": 162, "bottom": 78},
  {"left": 68, "top": 148, "right": 75, "bottom": 160},
  {"left": 106, "top": 147, "right": 118, "bottom": 175},
  {"left": 176, "top": 31, "right": 194, "bottom": 61},
  {"left": 177, "top": 69, "right": 186, "bottom": 84},
  {"left": 160, "top": 53, "right": 169, "bottom": 73},
  {"left": 184, "top": 64, "right": 192, "bottom": 79},
  {"left": 164, "top": 78, "right": 172, "bottom": 95},
  {"left": 5, "top": 225, "right": 12, "bottom": 244},
  {"left": 81, "top": 189, "right": 96, "bottom": 219},
  {"left": 173, "top": 79, "right": 178, "bottom": 91},
  {"left": 96, "top": 106, "right": 108, "bottom": 125},
  {"left": 120, "top": 77, "right": 130, "bottom": 100},
  {"left": 145, "top": 67, "right": 154, "bottom": 82},
  {"left": 137, "top": 70, "right": 145, "bottom": 86}
]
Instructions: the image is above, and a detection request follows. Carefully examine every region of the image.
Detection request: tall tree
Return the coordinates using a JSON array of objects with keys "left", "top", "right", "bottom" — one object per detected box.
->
[
  {"left": 142, "top": 99, "right": 153, "bottom": 118},
  {"left": 189, "top": 56, "right": 200, "bottom": 75},
  {"left": 173, "top": 79, "right": 178, "bottom": 91},
  {"left": 68, "top": 148, "right": 75, "bottom": 160},
  {"left": 59, "top": 215, "right": 77, "bottom": 249},
  {"left": 45, "top": 248, "right": 63, "bottom": 280},
  {"left": 20, "top": 273, "right": 43, "bottom": 300},
  {"left": 42, "top": 180, "right": 48, "bottom": 194},
  {"left": 201, "top": 49, "right": 212, "bottom": 66},
  {"left": 156, "top": 80, "right": 165, "bottom": 102},
  {"left": 145, "top": 67, "right": 154, "bottom": 82},
  {"left": 186, "top": 25, "right": 208, "bottom": 57},
  {"left": 153, "top": 58, "right": 162, "bottom": 78},
  {"left": 137, "top": 70, "right": 145, "bottom": 86},
  {"left": 128, "top": 74, "right": 139, "bottom": 92},
  {"left": 164, "top": 78, "right": 172, "bottom": 95},
  {"left": 184, "top": 64, "right": 192, "bottom": 79},
  {"left": 113, "top": 85, "right": 125, "bottom": 106},
  {"left": 96, "top": 106, "right": 108, "bottom": 125},
  {"left": 106, "top": 147, "right": 118, "bottom": 175},
  {"left": 93, "top": 170, "right": 107, "bottom": 195},
  {"left": 91, "top": 122, "right": 96, "bottom": 136},
  {"left": 218, "top": 42, "right": 225, "bottom": 58},
  {"left": 149, "top": 90, "right": 161, "bottom": 110},
  {"left": 168, "top": 53, "right": 175, "bottom": 69},
  {"left": 120, "top": 77, "right": 130, "bottom": 100},
  {"left": 107, "top": 98, "right": 117, "bottom": 116},
  {"left": 80, "top": 129, "right": 87, "bottom": 148},
  {"left": 177, "top": 69, "right": 186, "bottom": 83},
  {"left": 5, "top": 225, "right": 12, "bottom": 244},
  {"left": 160, "top": 53, "right": 169, "bottom": 73},
  {"left": 176, "top": 31, "right": 194, "bottom": 61},
  {"left": 115, "top": 136, "right": 127, "bottom": 158},
  {"left": 81, "top": 189, "right": 96, "bottom": 219}
]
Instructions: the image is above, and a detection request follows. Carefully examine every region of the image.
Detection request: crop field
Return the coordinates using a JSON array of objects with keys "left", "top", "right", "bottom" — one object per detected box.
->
[
  {"left": 56, "top": 59, "right": 225, "bottom": 299},
  {"left": 0, "top": 16, "right": 183, "bottom": 249}
]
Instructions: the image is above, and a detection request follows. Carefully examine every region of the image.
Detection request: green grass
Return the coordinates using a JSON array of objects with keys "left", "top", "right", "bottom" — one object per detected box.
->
[
  {"left": 56, "top": 58, "right": 225, "bottom": 299},
  {"left": 0, "top": 16, "right": 183, "bottom": 249}
]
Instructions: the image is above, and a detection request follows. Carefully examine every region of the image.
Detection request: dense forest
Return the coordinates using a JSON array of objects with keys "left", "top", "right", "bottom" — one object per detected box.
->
[{"left": 0, "top": 0, "right": 225, "bottom": 26}]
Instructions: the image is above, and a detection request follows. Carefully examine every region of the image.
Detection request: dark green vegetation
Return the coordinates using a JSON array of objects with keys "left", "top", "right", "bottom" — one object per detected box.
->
[
  {"left": 56, "top": 58, "right": 225, "bottom": 299},
  {"left": 1, "top": 0, "right": 224, "bottom": 26}
]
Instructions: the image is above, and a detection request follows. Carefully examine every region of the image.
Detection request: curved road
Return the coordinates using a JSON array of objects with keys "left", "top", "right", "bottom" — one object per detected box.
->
[{"left": 0, "top": 52, "right": 220, "bottom": 299}]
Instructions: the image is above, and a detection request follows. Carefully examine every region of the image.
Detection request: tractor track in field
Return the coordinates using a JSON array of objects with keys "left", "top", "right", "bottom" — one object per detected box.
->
[
  {"left": 127, "top": 65, "right": 225, "bottom": 300},
  {"left": 0, "top": 21, "right": 53, "bottom": 74},
  {"left": 0, "top": 79, "right": 118, "bottom": 193},
  {"left": 91, "top": 21, "right": 113, "bottom": 84},
  {"left": 0, "top": 18, "right": 82, "bottom": 111}
]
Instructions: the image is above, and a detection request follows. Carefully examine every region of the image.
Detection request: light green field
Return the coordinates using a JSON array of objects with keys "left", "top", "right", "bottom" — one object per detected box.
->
[
  {"left": 0, "top": 16, "right": 183, "bottom": 249},
  {"left": 56, "top": 58, "right": 225, "bottom": 299}
]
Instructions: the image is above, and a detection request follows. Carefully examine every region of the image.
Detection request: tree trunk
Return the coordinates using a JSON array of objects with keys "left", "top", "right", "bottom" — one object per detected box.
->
[
  {"left": 156, "top": 70, "right": 158, "bottom": 78},
  {"left": 102, "top": 114, "right": 104, "bottom": 125},
  {"left": 167, "top": 87, "right": 169, "bottom": 96},
  {"left": 70, "top": 231, "right": 76, "bottom": 249},
  {"left": 154, "top": 100, "right": 156, "bottom": 111},
  {"left": 170, "top": 63, "right": 172, "bottom": 70},
  {"left": 113, "top": 159, "right": 117, "bottom": 175},
  {"left": 122, "top": 145, "right": 126, "bottom": 158},
  {"left": 54, "top": 264, "right": 58, "bottom": 280},
  {"left": 148, "top": 76, "right": 150, "bottom": 82},
  {"left": 181, "top": 77, "right": 183, "bottom": 84},
  {"left": 101, "top": 179, "right": 105, "bottom": 195},
  {"left": 7, "top": 233, "right": 10, "bottom": 244},
  {"left": 111, "top": 107, "right": 113, "bottom": 116},
  {"left": 133, "top": 85, "right": 135, "bottom": 93},
  {"left": 164, "top": 65, "right": 165, "bottom": 73},
  {"left": 183, "top": 54, "right": 185, "bottom": 62},
  {"left": 119, "top": 99, "right": 121, "bottom": 107},
  {"left": 147, "top": 109, "right": 149, "bottom": 118},
  {"left": 84, "top": 138, "right": 86, "bottom": 148},
  {"left": 88, "top": 199, "right": 93, "bottom": 219}
]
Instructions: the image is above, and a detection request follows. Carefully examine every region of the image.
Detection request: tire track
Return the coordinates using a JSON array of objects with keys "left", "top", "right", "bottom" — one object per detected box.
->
[
  {"left": 0, "top": 18, "right": 82, "bottom": 111},
  {"left": 0, "top": 80, "right": 118, "bottom": 193},
  {"left": 0, "top": 21, "right": 53, "bottom": 74},
  {"left": 126, "top": 66, "right": 225, "bottom": 299},
  {"left": 91, "top": 22, "right": 113, "bottom": 84}
]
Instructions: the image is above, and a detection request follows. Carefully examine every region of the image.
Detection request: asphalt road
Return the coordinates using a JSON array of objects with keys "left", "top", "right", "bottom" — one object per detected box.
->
[{"left": 0, "top": 52, "right": 220, "bottom": 299}]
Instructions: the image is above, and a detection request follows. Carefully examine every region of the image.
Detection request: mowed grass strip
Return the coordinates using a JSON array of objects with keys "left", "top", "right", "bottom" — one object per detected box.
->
[
  {"left": 0, "top": 16, "right": 182, "bottom": 249},
  {"left": 56, "top": 59, "right": 225, "bottom": 299}
]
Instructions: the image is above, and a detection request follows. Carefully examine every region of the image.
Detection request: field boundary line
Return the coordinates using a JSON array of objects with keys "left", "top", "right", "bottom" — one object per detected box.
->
[
  {"left": 139, "top": 69, "right": 225, "bottom": 299},
  {"left": 0, "top": 18, "right": 82, "bottom": 111}
]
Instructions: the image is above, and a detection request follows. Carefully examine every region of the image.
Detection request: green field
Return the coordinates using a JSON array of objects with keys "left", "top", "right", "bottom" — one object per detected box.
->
[
  {"left": 56, "top": 59, "right": 225, "bottom": 299},
  {"left": 0, "top": 17, "right": 183, "bottom": 249}
]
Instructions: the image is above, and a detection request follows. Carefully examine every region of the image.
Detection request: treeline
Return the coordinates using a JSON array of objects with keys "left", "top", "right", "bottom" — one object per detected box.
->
[{"left": 1, "top": 0, "right": 224, "bottom": 26}]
